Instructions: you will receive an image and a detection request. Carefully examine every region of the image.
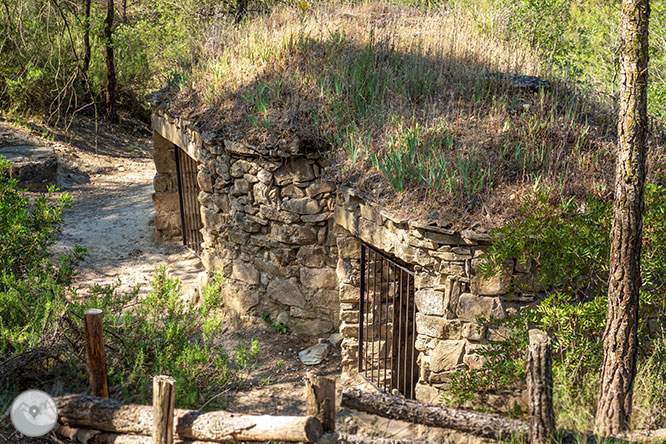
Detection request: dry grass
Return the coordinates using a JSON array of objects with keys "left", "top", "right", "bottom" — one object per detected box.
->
[{"left": 161, "top": 1, "right": 663, "bottom": 228}]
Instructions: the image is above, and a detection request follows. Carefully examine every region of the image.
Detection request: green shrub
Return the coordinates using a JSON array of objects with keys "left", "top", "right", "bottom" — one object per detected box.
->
[{"left": 447, "top": 184, "right": 666, "bottom": 430}]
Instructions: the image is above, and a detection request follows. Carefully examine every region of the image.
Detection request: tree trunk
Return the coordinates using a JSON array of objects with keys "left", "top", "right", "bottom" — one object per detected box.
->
[
  {"left": 527, "top": 329, "right": 555, "bottom": 444},
  {"left": 152, "top": 376, "right": 176, "bottom": 444},
  {"left": 55, "top": 395, "right": 323, "bottom": 443},
  {"left": 82, "top": 0, "right": 91, "bottom": 76},
  {"left": 341, "top": 387, "right": 527, "bottom": 440},
  {"left": 103, "top": 0, "right": 118, "bottom": 123},
  {"left": 594, "top": 0, "right": 650, "bottom": 437}
]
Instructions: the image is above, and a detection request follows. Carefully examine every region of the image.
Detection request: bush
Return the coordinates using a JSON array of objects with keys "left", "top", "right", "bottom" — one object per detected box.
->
[{"left": 447, "top": 185, "right": 666, "bottom": 430}]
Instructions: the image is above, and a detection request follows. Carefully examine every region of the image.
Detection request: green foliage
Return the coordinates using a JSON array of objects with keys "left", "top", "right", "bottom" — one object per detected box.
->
[
  {"left": 447, "top": 185, "right": 666, "bottom": 429},
  {"left": 260, "top": 312, "right": 290, "bottom": 334}
]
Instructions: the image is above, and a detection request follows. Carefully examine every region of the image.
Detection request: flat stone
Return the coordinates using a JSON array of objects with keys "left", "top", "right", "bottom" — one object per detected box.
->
[
  {"left": 336, "top": 236, "right": 361, "bottom": 260},
  {"left": 329, "top": 333, "right": 343, "bottom": 347},
  {"left": 260, "top": 205, "right": 300, "bottom": 224},
  {"left": 267, "top": 278, "right": 305, "bottom": 306},
  {"left": 272, "top": 224, "right": 317, "bottom": 244},
  {"left": 300, "top": 267, "right": 337, "bottom": 289},
  {"left": 470, "top": 259, "right": 513, "bottom": 295},
  {"left": 298, "top": 343, "right": 330, "bottom": 365},
  {"left": 429, "top": 340, "right": 465, "bottom": 372},
  {"left": 282, "top": 197, "right": 320, "bottom": 215},
  {"left": 306, "top": 182, "right": 335, "bottom": 197},
  {"left": 415, "top": 313, "right": 461, "bottom": 339},
  {"left": 230, "top": 159, "right": 253, "bottom": 177},
  {"left": 415, "top": 289, "right": 446, "bottom": 316},
  {"left": 231, "top": 261, "right": 261, "bottom": 285},
  {"left": 301, "top": 213, "right": 330, "bottom": 223},
  {"left": 456, "top": 293, "right": 505, "bottom": 321},
  {"left": 274, "top": 158, "right": 315, "bottom": 185}
]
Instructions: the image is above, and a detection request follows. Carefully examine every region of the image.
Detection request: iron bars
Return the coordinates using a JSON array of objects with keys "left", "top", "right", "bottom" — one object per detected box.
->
[{"left": 359, "top": 243, "right": 418, "bottom": 399}]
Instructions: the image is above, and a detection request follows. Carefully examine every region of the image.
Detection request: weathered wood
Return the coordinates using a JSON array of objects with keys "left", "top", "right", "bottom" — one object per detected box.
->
[
  {"left": 527, "top": 329, "right": 555, "bottom": 444},
  {"left": 153, "top": 376, "right": 176, "bottom": 444},
  {"left": 341, "top": 387, "right": 526, "bottom": 440},
  {"left": 55, "top": 424, "right": 220, "bottom": 444},
  {"left": 55, "top": 394, "right": 323, "bottom": 443},
  {"left": 318, "top": 432, "right": 445, "bottom": 444},
  {"left": 305, "top": 372, "right": 336, "bottom": 433},
  {"left": 84, "top": 309, "right": 109, "bottom": 398}
]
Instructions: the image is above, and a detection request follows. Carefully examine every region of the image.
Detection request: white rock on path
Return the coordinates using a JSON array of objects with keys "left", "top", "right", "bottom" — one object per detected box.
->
[{"left": 298, "top": 343, "right": 329, "bottom": 366}]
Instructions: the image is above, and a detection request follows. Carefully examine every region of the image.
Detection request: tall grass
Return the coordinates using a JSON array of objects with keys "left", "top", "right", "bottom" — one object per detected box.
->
[{"left": 166, "top": 1, "right": 638, "bottom": 222}]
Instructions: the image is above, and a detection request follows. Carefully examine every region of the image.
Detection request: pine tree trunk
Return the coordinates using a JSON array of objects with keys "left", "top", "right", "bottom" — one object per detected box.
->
[
  {"left": 103, "top": 0, "right": 118, "bottom": 123},
  {"left": 594, "top": 0, "right": 650, "bottom": 436}
]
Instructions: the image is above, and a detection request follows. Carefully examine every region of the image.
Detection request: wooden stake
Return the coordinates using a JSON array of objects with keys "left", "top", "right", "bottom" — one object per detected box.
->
[
  {"left": 305, "top": 372, "right": 336, "bottom": 433},
  {"left": 152, "top": 376, "right": 176, "bottom": 444},
  {"left": 527, "top": 329, "right": 555, "bottom": 444},
  {"left": 84, "top": 308, "right": 109, "bottom": 398}
]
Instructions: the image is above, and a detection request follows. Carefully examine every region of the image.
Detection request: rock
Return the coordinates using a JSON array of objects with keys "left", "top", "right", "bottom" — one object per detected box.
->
[
  {"left": 415, "top": 313, "right": 461, "bottom": 339},
  {"left": 197, "top": 271, "right": 210, "bottom": 300},
  {"left": 301, "top": 213, "right": 329, "bottom": 223},
  {"left": 299, "top": 343, "right": 329, "bottom": 365},
  {"left": 470, "top": 259, "right": 513, "bottom": 295},
  {"left": 272, "top": 224, "right": 317, "bottom": 244},
  {"left": 8, "top": 157, "right": 59, "bottom": 192},
  {"left": 230, "top": 178, "right": 250, "bottom": 196},
  {"left": 196, "top": 171, "right": 213, "bottom": 193},
  {"left": 300, "top": 267, "right": 337, "bottom": 289},
  {"left": 456, "top": 293, "right": 505, "bottom": 321},
  {"left": 231, "top": 261, "right": 261, "bottom": 285},
  {"left": 306, "top": 182, "right": 335, "bottom": 198},
  {"left": 296, "top": 246, "right": 327, "bottom": 268},
  {"left": 429, "top": 340, "right": 465, "bottom": 372},
  {"left": 267, "top": 278, "right": 305, "bottom": 307},
  {"left": 274, "top": 158, "right": 315, "bottom": 185},
  {"left": 260, "top": 206, "right": 300, "bottom": 224},
  {"left": 282, "top": 197, "right": 320, "bottom": 215},
  {"left": 230, "top": 159, "right": 253, "bottom": 178},
  {"left": 329, "top": 332, "right": 343, "bottom": 348},
  {"left": 277, "top": 311, "right": 290, "bottom": 324},
  {"left": 257, "top": 169, "right": 272, "bottom": 184},
  {"left": 414, "top": 289, "right": 446, "bottom": 316}
]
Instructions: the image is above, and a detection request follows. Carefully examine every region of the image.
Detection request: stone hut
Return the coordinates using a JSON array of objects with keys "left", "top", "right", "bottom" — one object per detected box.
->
[{"left": 148, "top": 99, "right": 542, "bottom": 407}]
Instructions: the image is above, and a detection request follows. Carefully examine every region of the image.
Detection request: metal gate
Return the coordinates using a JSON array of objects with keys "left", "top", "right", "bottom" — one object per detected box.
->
[
  {"left": 359, "top": 243, "right": 418, "bottom": 399},
  {"left": 174, "top": 146, "right": 203, "bottom": 255}
]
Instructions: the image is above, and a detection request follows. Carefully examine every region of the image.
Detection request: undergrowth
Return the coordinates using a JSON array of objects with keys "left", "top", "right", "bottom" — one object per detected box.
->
[
  {"left": 0, "top": 161, "right": 257, "bottom": 412},
  {"left": 445, "top": 184, "right": 666, "bottom": 431}
]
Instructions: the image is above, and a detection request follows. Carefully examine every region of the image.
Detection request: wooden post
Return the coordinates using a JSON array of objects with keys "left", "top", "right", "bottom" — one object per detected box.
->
[
  {"left": 152, "top": 376, "right": 176, "bottom": 444},
  {"left": 526, "top": 329, "right": 555, "bottom": 444},
  {"left": 84, "top": 308, "right": 109, "bottom": 398},
  {"left": 304, "top": 372, "right": 336, "bottom": 433}
]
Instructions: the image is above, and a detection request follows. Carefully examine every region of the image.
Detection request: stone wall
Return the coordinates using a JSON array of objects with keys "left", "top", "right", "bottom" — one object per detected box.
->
[
  {"left": 151, "top": 108, "right": 339, "bottom": 336},
  {"left": 333, "top": 189, "right": 543, "bottom": 409}
]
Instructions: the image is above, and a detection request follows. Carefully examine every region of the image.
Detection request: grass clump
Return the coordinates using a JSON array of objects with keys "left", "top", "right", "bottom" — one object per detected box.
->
[{"left": 162, "top": 1, "right": 654, "bottom": 226}]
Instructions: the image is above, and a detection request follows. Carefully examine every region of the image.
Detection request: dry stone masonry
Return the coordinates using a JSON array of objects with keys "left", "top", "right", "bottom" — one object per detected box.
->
[{"left": 148, "top": 103, "right": 544, "bottom": 408}]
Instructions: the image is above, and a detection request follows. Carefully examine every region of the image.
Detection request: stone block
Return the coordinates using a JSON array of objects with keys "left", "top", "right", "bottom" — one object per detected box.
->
[
  {"left": 301, "top": 213, "right": 330, "bottom": 223},
  {"left": 300, "top": 267, "right": 337, "bottom": 289},
  {"left": 306, "top": 181, "right": 335, "bottom": 198},
  {"left": 223, "top": 282, "right": 259, "bottom": 314},
  {"left": 415, "top": 288, "right": 446, "bottom": 316},
  {"left": 456, "top": 293, "right": 505, "bottom": 321},
  {"left": 230, "top": 178, "right": 250, "bottom": 196},
  {"left": 153, "top": 174, "right": 171, "bottom": 192},
  {"left": 415, "top": 383, "right": 441, "bottom": 404},
  {"left": 274, "top": 158, "right": 315, "bottom": 185},
  {"left": 292, "top": 318, "right": 334, "bottom": 336},
  {"left": 461, "top": 322, "right": 486, "bottom": 340},
  {"left": 257, "top": 169, "right": 272, "bottom": 184},
  {"left": 429, "top": 340, "right": 465, "bottom": 372},
  {"left": 260, "top": 205, "right": 300, "bottom": 224},
  {"left": 415, "top": 313, "right": 461, "bottom": 339},
  {"left": 152, "top": 192, "right": 179, "bottom": 212},
  {"left": 202, "top": 208, "right": 225, "bottom": 229},
  {"left": 297, "top": 246, "right": 327, "bottom": 268},
  {"left": 153, "top": 145, "right": 176, "bottom": 173},
  {"left": 470, "top": 258, "right": 513, "bottom": 295},
  {"left": 267, "top": 278, "right": 305, "bottom": 306},
  {"left": 339, "top": 283, "right": 359, "bottom": 303},
  {"left": 463, "top": 353, "right": 486, "bottom": 370},
  {"left": 197, "top": 171, "right": 214, "bottom": 193},
  {"left": 336, "top": 260, "right": 359, "bottom": 286},
  {"left": 336, "top": 236, "right": 361, "bottom": 259},
  {"left": 231, "top": 261, "right": 261, "bottom": 285},
  {"left": 282, "top": 197, "right": 320, "bottom": 214},
  {"left": 230, "top": 159, "right": 253, "bottom": 178},
  {"left": 272, "top": 224, "right": 317, "bottom": 244}
]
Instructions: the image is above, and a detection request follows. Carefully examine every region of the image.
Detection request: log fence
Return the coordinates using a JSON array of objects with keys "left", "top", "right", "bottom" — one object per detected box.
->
[{"left": 63, "top": 311, "right": 649, "bottom": 444}]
